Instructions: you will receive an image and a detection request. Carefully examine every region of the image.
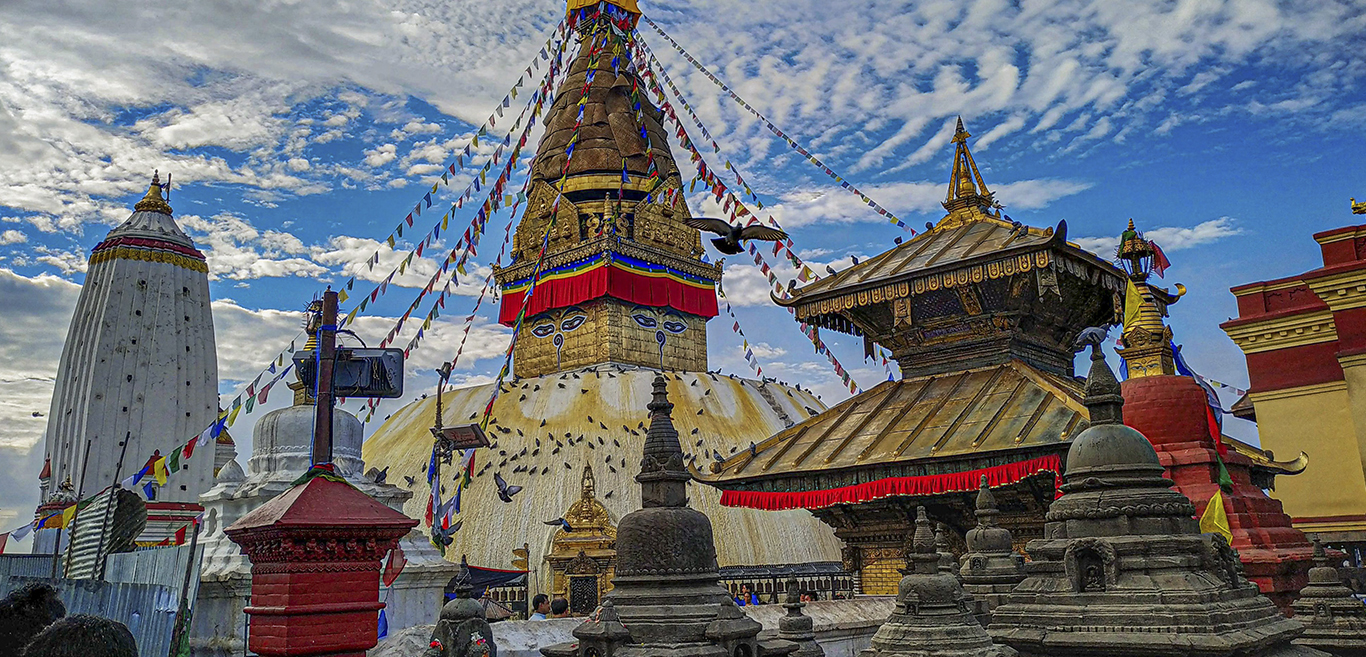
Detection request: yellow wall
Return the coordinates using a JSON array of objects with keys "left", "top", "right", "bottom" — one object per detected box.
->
[{"left": 1252, "top": 381, "right": 1366, "bottom": 525}]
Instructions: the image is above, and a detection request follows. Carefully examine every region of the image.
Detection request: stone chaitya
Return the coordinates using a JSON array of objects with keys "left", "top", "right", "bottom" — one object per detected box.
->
[
  {"left": 987, "top": 343, "right": 1324, "bottom": 657},
  {"left": 543, "top": 374, "right": 793, "bottom": 657},
  {"left": 778, "top": 576, "right": 824, "bottom": 657},
  {"left": 860, "top": 506, "right": 1014, "bottom": 657},
  {"left": 958, "top": 476, "right": 1025, "bottom": 626},
  {"left": 1291, "top": 536, "right": 1366, "bottom": 656}
]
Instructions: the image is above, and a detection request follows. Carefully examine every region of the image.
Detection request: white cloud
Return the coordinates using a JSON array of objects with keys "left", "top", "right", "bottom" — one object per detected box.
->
[
  {"left": 0, "top": 230, "right": 26, "bottom": 245},
  {"left": 766, "top": 178, "right": 1090, "bottom": 229},
  {"left": 1074, "top": 217, "right": 1243, "bottom": 256},
  {"left": 180, "top": 213, "right": 329, "bottom": 281}
]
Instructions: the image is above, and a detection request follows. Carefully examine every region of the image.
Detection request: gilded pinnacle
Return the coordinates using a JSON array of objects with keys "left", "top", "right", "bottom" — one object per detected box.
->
[{"left": 133, "top": 170, "right": 174, "bottom": 216}]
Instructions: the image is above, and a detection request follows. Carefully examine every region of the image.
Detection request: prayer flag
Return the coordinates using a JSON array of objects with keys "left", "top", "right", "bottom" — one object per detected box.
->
[
  {"left": 1199, "top": 490, "right": 1233, "bottom": 544},
  {"left": 1123, "top": 279, "right": 1143, "bottom": 332}
]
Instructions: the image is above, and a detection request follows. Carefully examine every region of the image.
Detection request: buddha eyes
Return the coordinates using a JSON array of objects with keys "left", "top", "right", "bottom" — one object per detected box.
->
[
  {"left": 560, "top": 314, "right": 587, "bottom": 332},
  {"left": 663, "top": 320, "right": 687, "bottom": 334},
  {"left": 632, "top": 313, "right": 658, "bottom": 329},
  {"left": 531, "top": 323, "right": 556, "bottom": 338}
]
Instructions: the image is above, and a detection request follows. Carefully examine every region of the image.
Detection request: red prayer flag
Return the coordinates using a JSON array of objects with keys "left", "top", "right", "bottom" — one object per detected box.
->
[
  {"left": 173, "top": 525, "right": 187, "bottom": 545},
  {"left": 1151, "top": 242, "right": 1171, "bottom": 278},
  {"left": 382, "top": 544, "right": 407, "bottom": 587}
]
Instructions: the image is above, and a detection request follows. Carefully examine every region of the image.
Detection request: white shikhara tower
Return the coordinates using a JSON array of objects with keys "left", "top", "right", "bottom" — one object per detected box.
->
[{"left": 41, "top": 173, "right": 220, "bottom": 537}]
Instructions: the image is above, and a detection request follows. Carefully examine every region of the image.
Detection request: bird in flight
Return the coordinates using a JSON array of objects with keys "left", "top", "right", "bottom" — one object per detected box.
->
[
  {"left": 543, "top": 517, "right": 574, "bottom": 532},
  {"left": 493, "top": 472, "right": 523, "bottom": 503},
  {"left": 682, "top": 217, "right": 789, "bottom": 255}
]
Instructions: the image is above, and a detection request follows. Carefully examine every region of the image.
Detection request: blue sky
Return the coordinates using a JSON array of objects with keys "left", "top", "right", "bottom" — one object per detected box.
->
[{"left": 1, "top": 0, "right": 1364, "bottom": 530}]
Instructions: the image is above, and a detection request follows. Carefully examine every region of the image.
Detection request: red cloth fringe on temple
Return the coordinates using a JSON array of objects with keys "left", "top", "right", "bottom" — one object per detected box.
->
[
  {"left": 499, "top": 265, "right": 719, "bottom": 325},
  {"left": 717, "top": 454, "right": 1064, "bottom": 511}
]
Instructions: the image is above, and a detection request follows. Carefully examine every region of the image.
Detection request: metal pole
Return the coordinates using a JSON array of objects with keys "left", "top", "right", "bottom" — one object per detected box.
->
[
  {"left": 62, "top": 438, "right": 94, "bottom": 576},
  {"left": 97, "top": 432, "right": 132, "bottom": 581},
  {"left": 168, "top": 517, "right": 201, "bottom": 657},
  {"left": 312, "top": 290, "right": 338, "bottom": 467}
]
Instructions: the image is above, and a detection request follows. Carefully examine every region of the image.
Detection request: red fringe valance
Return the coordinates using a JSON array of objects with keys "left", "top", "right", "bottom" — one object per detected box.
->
[
  {"left": 717, "top": 454, "right": 1064, "bottom": 511},
  {"left": 499, "top": 265, "right": 719, "bottom": 325}
]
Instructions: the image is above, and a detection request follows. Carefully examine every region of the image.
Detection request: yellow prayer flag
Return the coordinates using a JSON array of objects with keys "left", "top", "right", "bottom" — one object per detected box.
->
[
  {"left": 227, "top": 403, "right": 243, "bottom": 427},
  {"left": 1200, "top": 490, "right": 1233, "bottom": 544},
  {"left": 153, "top": 457, "right": 168, "bottom": 486},
  {"left": 1123, "top": 279, "right": 1143, "bottom": 331},
  {"left": 431, "top": 182, "right": 439, "bottom": 194},
  {"left": 457, "top": 262, "right": 467, "bottom": 276},
  {"left": 338, "top": 290, "right": 349, "bottom": 303},
  {"left": 61, "top": 504, "right": 78, "bottom": 528}
]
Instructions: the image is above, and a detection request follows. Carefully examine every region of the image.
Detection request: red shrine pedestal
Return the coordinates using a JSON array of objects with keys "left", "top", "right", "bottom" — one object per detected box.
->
[
  {"left": 225, "top": 473, "right": 417, "bottom": 657},
  {"left": 1122, "top": 375, "right": 1314, "bottom": 613}
]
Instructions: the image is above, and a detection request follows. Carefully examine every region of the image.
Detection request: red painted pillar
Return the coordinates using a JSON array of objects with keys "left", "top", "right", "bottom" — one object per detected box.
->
[
  {"left": 1122, "top": 375, "right": 1314, "bottom": 614},
  {"left": 225, "top": 475, "right": 417, "bottom": 657}
]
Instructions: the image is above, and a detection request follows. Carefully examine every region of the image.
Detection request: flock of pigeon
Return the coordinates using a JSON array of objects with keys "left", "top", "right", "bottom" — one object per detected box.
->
[{"left": 392, "top": 367, "right": 822, "bottom": 535}]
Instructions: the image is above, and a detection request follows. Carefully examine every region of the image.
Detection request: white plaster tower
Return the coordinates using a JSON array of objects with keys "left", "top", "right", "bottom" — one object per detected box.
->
[{"left": 40, "top": 172, "right": 220, "bottom": 541}]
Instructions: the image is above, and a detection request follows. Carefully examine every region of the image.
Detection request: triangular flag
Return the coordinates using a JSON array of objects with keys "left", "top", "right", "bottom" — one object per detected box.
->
[
  {"left": 1199, "top": 490, "right": 1233, "bottom": 544},
  {"left": 1123, "top": 279, "right": 1143, "bottom": 331}
]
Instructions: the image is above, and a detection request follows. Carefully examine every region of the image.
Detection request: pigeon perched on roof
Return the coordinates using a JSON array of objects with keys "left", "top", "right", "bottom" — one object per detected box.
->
[{"left": 682, "top": 217, "right": 789, "bottom": 255}]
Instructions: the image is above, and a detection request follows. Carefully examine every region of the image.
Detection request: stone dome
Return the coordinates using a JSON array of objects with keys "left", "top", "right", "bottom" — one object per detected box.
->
[
  {"left": 249, "top": 403, "right": 366, "bottom": 479},
  {"left": 615, "top": 506, "right": 718, "bottom": 576},
  {"left": 964, "top": 482, "right": 1013, "bottom": 555},
  {"left": 1063, "top": 423, "right": 1165, "bottom": 482}
]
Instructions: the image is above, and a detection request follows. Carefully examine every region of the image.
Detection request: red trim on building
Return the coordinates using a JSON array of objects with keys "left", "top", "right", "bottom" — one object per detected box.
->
[
  {"left": 499, "top": 265, "right": 719, "bottom": 325},
  {"left": 92, "top": 235, "right": 206, "bottom": 261},
  {"left": 1244, "top": 342, "right": 1344, "bottom": 394},
  {"left": 717, "top": 455, "right": 1063, "bottom": 511},
  {"left": 1290, "top": 513, "right": 1366, "bottom": 525}
]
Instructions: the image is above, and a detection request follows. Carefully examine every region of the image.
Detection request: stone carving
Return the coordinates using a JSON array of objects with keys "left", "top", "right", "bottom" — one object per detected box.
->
[
  {"left": 1291, "top": 536, "right": 1366, "bottom": 655},
  {"left": 987, "top": 343, "right": 1326, "bottom": 657},
  {"left": 542, "top": 374, "right": 786, "bottom": 657},
  {"left": 778, "top": 577, "right": 825, "bottom": 657},
  {"left": 860, "top": 506, "right": 1014, "bottom": 657},
  {"left": 959, "top": 475, "right": 1026, "bottom": 626},
  {"left": 429, "top": 566, "right": 498, "bottom": 657}
]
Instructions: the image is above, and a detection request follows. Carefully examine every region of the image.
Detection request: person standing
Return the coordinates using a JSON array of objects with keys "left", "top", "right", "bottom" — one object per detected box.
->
[{"left": 529, "top": 594, "right": 550, "bottom": 620}]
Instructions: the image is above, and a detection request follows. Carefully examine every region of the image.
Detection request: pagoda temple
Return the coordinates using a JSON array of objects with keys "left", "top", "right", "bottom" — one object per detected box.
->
[
  {"left": 1115, "top": 220, "right": 1315, "bottom": 613},
  {"left": 360, "top": 0, "right": 841, "bottom": 587},
  {"left": 696, "top": 120, "right": 1299, "bottom": 595}
]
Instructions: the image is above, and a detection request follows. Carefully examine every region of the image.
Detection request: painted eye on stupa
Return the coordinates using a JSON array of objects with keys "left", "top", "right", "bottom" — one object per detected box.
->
[
  {"left": 662, "top": 320, "right": 687, "bottom": 334},
  {"left": 560, "top": 314, "right": 587, "bottom": 332},
  {"left": 631, "top": 313, "right": 658, "bottom": 329},
  {"left": 531, "top": 322, "right": 556, "bottom": 338}
]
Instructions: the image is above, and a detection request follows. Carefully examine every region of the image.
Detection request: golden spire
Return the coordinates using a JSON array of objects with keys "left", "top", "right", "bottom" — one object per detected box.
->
[
  {"left": 1352, "top": 197, "right": 1366, "bottom": 215},
  {"left": 580, "top": 462, "right": 597, "bottom": 500},
  {"left": 941, "top": 118, "right": 997, "bottom": 217},
  {"left": 133, "top": 170, "right": 174, "bottom": 216},
  {"left": 1115, "top": 219, "right": 1179, "bottom": 379}
]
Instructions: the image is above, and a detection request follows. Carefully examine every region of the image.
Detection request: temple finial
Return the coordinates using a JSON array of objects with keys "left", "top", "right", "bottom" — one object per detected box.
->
[
  {"left": 581, "top": 463, "right": 596, "bottom": 499},
  {"left": 912, "top": 506, "right": 935, "bottom": 554},
  {"left": 1083, "top": 342, "right": 1124, "bottom": 426},
  {"left": 133, "top": 169, "right": 174, "bottom": 216},
  {"left": 637, "top": 373, "right": 690, "bottom": 507},
  {"left": 942, "top": 118, "right": 993, "bottom": 215}
]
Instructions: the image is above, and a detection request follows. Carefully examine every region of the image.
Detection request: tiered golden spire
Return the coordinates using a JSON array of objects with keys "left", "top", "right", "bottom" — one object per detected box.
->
[
  {"left": 942, "top": 117, "right": 996, "bottom": 216},
  {"left": 133, "top": 170, "right": 173, "bottom": 216},
  {"left": 1116, "top": 219, "right": 1180, "bottom": 379}
]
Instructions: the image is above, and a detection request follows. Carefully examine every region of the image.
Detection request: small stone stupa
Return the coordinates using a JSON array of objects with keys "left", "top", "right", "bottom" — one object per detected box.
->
[
  {"left": 987, "top": 343, "right": 1324, "bottom": 657},
  {"left": 958, "top": 476, "right": 1026, "bottom": 627},
  {"left": 778, "top": 577, "right": 825, "bottom": 657},
  {"left": 860, "top": 506, "right": 1014, "bottom": 657},
  {"left": 1291, "top": 536, "right": 1366, "bottom": 656},
  {"left": 543, "top": 374, "right": 791, "bottom": 657}
]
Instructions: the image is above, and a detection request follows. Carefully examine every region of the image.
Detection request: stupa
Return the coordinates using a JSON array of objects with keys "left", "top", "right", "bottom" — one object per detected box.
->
[
  {"left": 987, "top": 343, "right": 1322, "bottom": 657},
  {"left": 38, "top": 172, "right": 221, "bottom": 543},
  {"left": 361, "top": 0, "right": 840, "bottom": 582},
  {"left": 860, "top": 506, "right": 1014, "bottom": 657},
  {"left": 957, "top": 476, "right": 1025, "bottom": 626},
  {"left": 1290, "top": 536, "right": 1366, "bottom": 655},
  {"left": 1115, "top": 220, "right": 1315, "bottom": 612},
  {"left": 192, "top": 381, "right": 455, "bottom": 656},
  {"left": 778, "top": 577, "right": 825, "bottom": 657},
  {"left": 541, "top": 374, "right": 789, "bottom": 657}
]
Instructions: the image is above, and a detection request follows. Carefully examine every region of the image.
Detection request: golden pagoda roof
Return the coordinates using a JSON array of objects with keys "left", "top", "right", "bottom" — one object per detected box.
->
[{"left": 696, "top": 359, "right": 1088, "bottom": 487}]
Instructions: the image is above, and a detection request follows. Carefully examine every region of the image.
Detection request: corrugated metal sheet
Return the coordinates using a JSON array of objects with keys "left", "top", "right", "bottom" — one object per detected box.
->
[
  {"left": 66, "top": 487, "right": 116, "bottom": 579},
  {"left": 2, "top": 577, "right": 179, "bottom": 657},
  {"left": 0, "top": 544, "right": 202, "bottom": 657}
]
